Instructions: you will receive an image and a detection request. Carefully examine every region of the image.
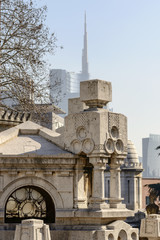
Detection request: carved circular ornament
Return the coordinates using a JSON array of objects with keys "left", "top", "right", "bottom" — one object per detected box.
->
[
  {"left": 82, "top": 138, "right": 94, "bottom": 154},
  {"left": 115, "top": 139, "right": 124, "bottom": 154},
  {"left": 104, "top": 138, "right": 114, "bottom": 154},
  {"left": 71, "top": 139, "right": 82, "bottom": 154},
  {"left": 111, "top": 126, "right": 119, "bottom": 140},
  {"left": 76, "top": 127, "right": 87, "bottom": 140}
]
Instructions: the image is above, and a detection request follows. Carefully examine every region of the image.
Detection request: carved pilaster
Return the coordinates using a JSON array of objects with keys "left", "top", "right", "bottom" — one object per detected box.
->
[
  {"left": 73, "top": 159, "right": 87, "bottom": 208},
  {"left": 89, "top": 157, "right": 109, "bottom": 209},
  {"left": 109, "top": 156, "right": 126, "bottom": 208}
]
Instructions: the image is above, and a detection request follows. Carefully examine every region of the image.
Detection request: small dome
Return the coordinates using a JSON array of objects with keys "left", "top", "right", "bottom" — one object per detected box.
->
[{"left": 126, "top": 140, "right": 139, "bottom": 163}]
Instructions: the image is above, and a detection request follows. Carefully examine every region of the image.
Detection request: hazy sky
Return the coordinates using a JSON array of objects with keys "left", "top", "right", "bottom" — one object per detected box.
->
[{"left": 38, "top": 0, "right": 160, "bottom": 156}]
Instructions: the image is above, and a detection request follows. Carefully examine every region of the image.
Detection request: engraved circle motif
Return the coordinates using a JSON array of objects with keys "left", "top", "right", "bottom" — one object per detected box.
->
[
  {"left": 105, "top": 138, "right": 114, "bottom": 154},
  {"left": 76, "top": 127, "right": 87, "bottom": 140},
  {"left": 71, "top": 140, "right": 82, "bottom": 154},
  {"left": 111, "top": 126, "right": 119, "bottom": 139},
  {"left": 82, "top": 138, "right": 94, "bottom": 154},
  {"left": 115, "top": 139, "right": 124, "bottom": 154}
]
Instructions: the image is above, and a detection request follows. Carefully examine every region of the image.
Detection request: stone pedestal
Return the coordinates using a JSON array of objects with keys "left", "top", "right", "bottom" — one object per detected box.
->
[
  {"left": 140, "top": 214, "right": 160, "bottom": 240},
  {"left": 14, "top": 219, "right": 51, "bottom": 240}
]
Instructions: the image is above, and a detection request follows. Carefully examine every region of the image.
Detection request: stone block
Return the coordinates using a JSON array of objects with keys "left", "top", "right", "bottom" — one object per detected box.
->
[
  {"left": 140, "top": 214, "right": 160, "bottom": 239},
  {"left": 68, "top": 98, "right": 88, "bottom": 114},
  {"left": 80, "top": 79, "right": 112, "bottom": 108},
  {"left": 14, "top": 219, "right": 51, "bottom": 240}
]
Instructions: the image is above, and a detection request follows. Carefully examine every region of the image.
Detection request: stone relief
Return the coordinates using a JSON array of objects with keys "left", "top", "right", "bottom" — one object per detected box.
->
[
  {"left": 71, "top": 140, "right": 82, "bottom": 154},
  {"left": 107, "top": 112, "right": 127, "bottom": 154},
  {"left": 76, "top": 126, "right": 87, "bottom": 140},
  {"left": 74, "top": 113, "right": 89, "bottom": 130},
  {"left": 104, "top": 138, "right": 114, "bottom": 154},
  {"left": 71, "top": 135, "right": 95, "bottom": 155},
  {"left": 82, "top": 138, "right": 94, "bottom": 154},
  {"left": 104, "top": 126, "right": 124, "bottom": 155}
]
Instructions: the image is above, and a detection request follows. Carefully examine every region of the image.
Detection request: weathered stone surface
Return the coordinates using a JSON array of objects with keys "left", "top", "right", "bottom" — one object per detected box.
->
[
  {"left": 14, "top": 219, "right": 51, "bottom": 240},
  {"left": 80, "top": 79, "right": 112, "bottom": 108},
  {"left": 140, "top": 214, "right": 160, "bottom": 239}
]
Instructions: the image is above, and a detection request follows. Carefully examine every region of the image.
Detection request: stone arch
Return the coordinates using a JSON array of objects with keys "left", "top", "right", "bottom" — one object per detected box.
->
[
  {"left": 5, "top": 185, "right": 55, "bottom": 223},
  {"left": 108, "top": 233, "right": 114, "bottom": 240},
  {"left": 0, "top": 176, "right": 64, "bottom": 213},
  {"left": 118, "top": 230, "right": 127, "bottom": 240},
  {"left": 131, "top": 232, "right": 137, "bottom": 240}
]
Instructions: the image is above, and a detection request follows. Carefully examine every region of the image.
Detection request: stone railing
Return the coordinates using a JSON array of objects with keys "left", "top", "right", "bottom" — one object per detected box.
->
[
  {"left": 122, "top": 162, "right": 143, "bottom": 169},
  {"left": 0, "top": 108, "right": 31, "bottom": 125}
]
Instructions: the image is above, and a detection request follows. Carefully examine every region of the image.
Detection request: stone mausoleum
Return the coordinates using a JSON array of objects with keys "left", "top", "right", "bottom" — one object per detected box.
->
[{"left": 0, "top": 79, "right": 140, "bottom": 239}]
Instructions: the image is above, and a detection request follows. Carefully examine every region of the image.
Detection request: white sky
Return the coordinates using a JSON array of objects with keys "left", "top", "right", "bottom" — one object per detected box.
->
[{"left": 38, "top": 0, "right": 160, "bottom": 156}]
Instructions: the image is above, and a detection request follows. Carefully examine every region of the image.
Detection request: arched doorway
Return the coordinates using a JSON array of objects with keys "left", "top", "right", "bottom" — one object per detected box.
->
[
  {"left": 5, "top": 186, "right": 55, "bottom": 223},
  {"left": 118, "top": 230, "right": 127, "bottom": 240}
]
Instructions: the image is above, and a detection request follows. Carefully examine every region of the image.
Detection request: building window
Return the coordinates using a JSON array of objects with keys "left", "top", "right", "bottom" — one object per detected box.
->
[{"left": 5, "top": 186, "right": 55, "bottom": 223}]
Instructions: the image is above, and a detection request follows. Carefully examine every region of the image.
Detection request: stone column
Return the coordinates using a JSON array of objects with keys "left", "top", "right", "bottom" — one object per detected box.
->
[
  {"left": 109, "top": 157, "right": 125, "bottom": 208},
  {"left": 89, "top": 157, "right": 109, "bottom": 209},
  {"left": 138, "top": 175, "right": 142, "bottom": 209},
  {"left": 73, "top": 158, "right": 87, "bottom": 208}
]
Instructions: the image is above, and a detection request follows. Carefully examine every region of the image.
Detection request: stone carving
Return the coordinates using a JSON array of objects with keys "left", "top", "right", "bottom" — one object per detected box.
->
[
  {"left": 108, "top": 112, "right": 119, "bottom": 130},
  {"left": 105, "top": 138, "right": 114, "bottom": 154},
  {"left": 76, "top": 126, "right": 87, "bottom": 140},
  {"left": 71, "top": 140, "right": 82, "bottom": 154},
  {"left": 0, "top": 108, "right": 31, "bottom": 125},
  {"left": 94, "top": 144, "right": 105, "bottom": 150},
  {"left": 115, "top": 139, "right": 124, "bottom": 154},
  {"left": 71, "top": 138, "right": 95, "bottom": 155},
  {"left": 82, "top": 138, "right": 94, "bottom": 154},
  {"left": 108, "top": 112, "right": 127, "bottom": 154},
  {"left": 111, "top": 126, "right": 119, "bottom": 140},
  {"left": 104, "top": 129, "right": 124, "bottom": 155},
  {"left": 74, "top": 113, "right": 89, "bottom": 130}
]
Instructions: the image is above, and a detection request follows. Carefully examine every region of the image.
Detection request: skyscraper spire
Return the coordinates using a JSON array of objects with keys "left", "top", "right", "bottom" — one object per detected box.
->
[{"left": 81, "top": 12, "right": 89, "bottom": 81}]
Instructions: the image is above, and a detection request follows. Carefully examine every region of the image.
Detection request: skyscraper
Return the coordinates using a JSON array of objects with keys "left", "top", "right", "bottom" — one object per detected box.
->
[
  {"left": 50, "top": 13, "right": 90, "bottom": 113},
  {"left": 142, "top": 134, "right": 160, "bottom": 177},
  {"left": 79, "top": 12, "right": 90, "bottom": 81}
]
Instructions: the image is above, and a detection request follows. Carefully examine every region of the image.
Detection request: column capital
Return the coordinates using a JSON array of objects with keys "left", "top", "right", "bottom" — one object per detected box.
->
[
  {"left": 89, "top": 156, "right": 108, "bottom": 167},
  {"left": 109, "top": 155, "right": 124, "bottom": 166}
]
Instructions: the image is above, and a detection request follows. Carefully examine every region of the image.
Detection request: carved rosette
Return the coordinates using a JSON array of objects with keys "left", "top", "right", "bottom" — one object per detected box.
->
[
  {"left": 71, "top": 140, "right": 82, "bottom": 154},
  {"left": 70, "top": 127, "right": 95, "bottom": 155},
  {"left": 82, "top": 138, "right": 95, "bottom": 154},
  {"left": 104, "top": 126, "right": 125, "bottom": 155}
]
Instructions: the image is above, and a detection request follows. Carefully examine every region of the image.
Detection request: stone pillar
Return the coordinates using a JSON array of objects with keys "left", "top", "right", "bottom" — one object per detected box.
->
[
  {"left": 109, "top": 157, "right": 125, "bottom": 208},
  {"left": 138, "top": 176, "right": 142, "bottom": 209},
  {"left": 73, "top": 158, "right": 87, "bottom": 208},
  {"left": 14, "top": 219, "right": 51, "bottom": 240},
  {"left": 89, "top": 157, "right": 109, "bottom": 209}
]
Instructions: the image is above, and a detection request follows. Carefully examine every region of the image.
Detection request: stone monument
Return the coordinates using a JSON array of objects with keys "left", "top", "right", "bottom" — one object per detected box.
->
[
  {"left": 0, "top": 79, "right": 139, "bottom": 239},
  {"left": 140, "top": 214, "right": 160, "bottom": 239}
]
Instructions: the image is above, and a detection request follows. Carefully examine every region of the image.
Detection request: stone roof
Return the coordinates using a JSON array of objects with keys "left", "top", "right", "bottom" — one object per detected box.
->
[
  {"left": 123, "top": 140, "right": 143, "bottom": 170},
  {"left": 127, "top": 140, "right": 139, "bottom": 164},
  {"left": 0, "top": 121, "right": 72, "bottom": 157}
]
